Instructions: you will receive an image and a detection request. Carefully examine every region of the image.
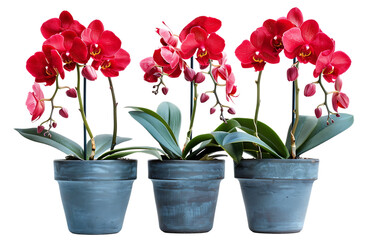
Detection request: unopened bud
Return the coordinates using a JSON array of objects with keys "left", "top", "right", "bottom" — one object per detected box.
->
[
  {"left": 335, "top": 76, "right": 343, "bottom": 91},
  {"left": 314, "top": 107, "right": 322, "bottom": 118},
  {"left": 210, "top": 107, "right": 216, "bottom": 114},
  {"left": 52, "top": 122, "right": 57, "bottom": 128},
  {"left": 287, "top": 66, "right": 298, "bottom": 81},
  {"left": 304, "top": 83, "right": 316, "bottom": 97},
  {"left": 162, "top": 87, "right": 169, "bottom": 95},
  {"left": 184, "top": 67, "right": 195, "bottom": 82},
  {"left": 82, "top": 65, "right": 97, "bottom": 81},
  {"left": 228, "top": 107, "right": 236, "bottom": 115},
  {"left": 59, "top": 107, "right": 69, "bottom": 118},
  {"left": 200, "top": 93, "right": 209, "bottom": 103},
  {"left": 66, "top": 88, "right": 77, "bottom": 98},
  {"left": 194, "top": 72, "right": 206, "bottom": 84},
  {"left": 37, "top": 125, "right": 45, "bottom": 134}
]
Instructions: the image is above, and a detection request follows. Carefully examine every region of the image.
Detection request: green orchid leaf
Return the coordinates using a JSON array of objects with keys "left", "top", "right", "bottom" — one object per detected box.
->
[
  {"left": 102, "top": 148, "right": 163, "bottom": 160},
  {"left": 211, "top": 132, "right": 244, "bottom": 163},
  {"left": 296, "top": 113, "right": 354, "bottom": 156},
  {"left": 212, "top": 131, "right": 284, "bottom": 163},
  {"left": 233, "top": 118, "right": 290, "bottom": 159},
  {"left": 214, "top": 119, "right": 241, "bottom": 132},
  {"left": 157, "top": 102, "right": 181, "bottom": 141},
  {"left": 129, "top": 111, "right": 182, "bottom": 158},
  {"left": 15, "top": 128, "right": 84, "bottom": 159},
  {"left": 285, "top": 115, "right": 318, "bottom": 153},
  {"left": 98, "top": 146, "right": 166, "bottom": 160},
  {"left": 182, "top": 133, "right": 214, "bottom": 159},
  {"left": 86, "top": 134, "right": 131, "bottom": 160},
  {"left": 127, "top": 106, "right": 178, "bottom": 144}
]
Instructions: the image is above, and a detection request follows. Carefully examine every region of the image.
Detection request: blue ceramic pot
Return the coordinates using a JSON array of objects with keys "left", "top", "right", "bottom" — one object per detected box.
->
[
  {"left": 54, "top": 159, "right": 137, "bottom": 234},
  {"left": 148, "top": 160, "right": 225, "bottom": 233},
  {"left": 234, "top": 159, "right": 319, "bottom": 233}
]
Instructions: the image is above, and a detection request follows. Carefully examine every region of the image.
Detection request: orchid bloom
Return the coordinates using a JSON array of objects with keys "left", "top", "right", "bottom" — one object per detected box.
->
[
  {"left": 140, "top": 57, "right": 162, "bottom": 83},
  {"left": 179, "top": 16, "right": 225, "bottom": 69},
  {"left": 81, "top": 20, "right": 121, "bottom": 61},
  {"left": 93, "top": 48, "right": 131, "bottom": 77},
  {"left": 156, "top": 25, "right": 178, "bottom": 47},
  {"left": 41, "top": 11, "right": 85, "bottom": 39},
  {"left": 26, "top": 50, "right": 64, "bottom": 86},
  {"left": 282, "top": 20, "right": 334, "bottom": 64},
  {"left": 26, "top": 83, "right": 45, "bottom": 121},
  {"left": 286, "top": 7, "right": 303, "bottom": 27},
  {"left": 42, "top": 31, "right": 89, "bottom": 71},
  {"left": 235, "top": 29, "right": 280, "bottom": 71},
  {"left": 153, "top": 46, "right": 183, "bottom": 78},
  {"left": 332, "top": 77, "right": 349, "bottom": 112},
  {"left": 313, "top": 50, "right": 351, "bottom": 83}
]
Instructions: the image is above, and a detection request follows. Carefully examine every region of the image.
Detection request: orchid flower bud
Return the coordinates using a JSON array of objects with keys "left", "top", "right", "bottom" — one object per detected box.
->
[
  {"left": 228, "top": 107, "right": 236, "bottom": 115},
  {"left": 200, "top": 93, "right": 209, "bottom": 103},
  {"left": 287, "top": 66, "right": 298, "bottom": 81},
  {"left": 184, "top": 67, "right": 195, "bottom": 82},
  {"left": 335, "top": 76, "right": 343, "bottom": 91},
  {"left": 304, "top": 83, "right": 316, "bottom": 97},
  {"left": 314, "top": 107, "right": 322, "bottom": 118},
  {"left": 194, "top": 72, "right": 206, "bottom": 84},
  {"left": 82, "top": 65, "right": 97, "bottom": 81},
  {"left": 52, "top": 122, "right": 57, "bottom": 128},
  {"left": 59, "top": 107, "right": 69, "bottom": 118},
  {"left": 66, "top": 88, "right": 77, "bottom": 98},
  {"left": 37, "top": 125, "right": 45, "bottom": 134},
  {"left": 162, "top": 87, "right": 169, "bottom": 95},
  {"left": 210, "top": 107, "right": 216, "bottom": 114}
]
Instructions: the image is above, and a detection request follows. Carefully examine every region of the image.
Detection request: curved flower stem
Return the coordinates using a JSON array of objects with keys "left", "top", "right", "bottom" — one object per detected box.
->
[
  {"left": 290, "top": 62, "right": 300, "bottom": 159},
  {"left": 207, "top": 61, "right": 227, "bottom": 122},
  {"left": 254, "top": 70, "right": 263, "bottom": 159},
  {"left": 76, "top": 64, "right": 95, "bottom": 160},
  {"left": 40, "top": 76, "right": 60, "bottom": 129},
  {"left": 184, "top": 82, "right": 198, "bottom": 149},
  {"left": 317, "top": 73, "right": 334, "bottom": 123},
  {"left": 108, "top": 77, "right": 118, "bottom": 150}
]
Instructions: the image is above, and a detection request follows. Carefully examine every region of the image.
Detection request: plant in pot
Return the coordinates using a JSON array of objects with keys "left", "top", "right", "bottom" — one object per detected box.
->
[
  {"left": 15, "top": 11, "right": 160, "bottom": 234},
  {"left": 211, "top": 7, "right": 354, "bottom": 233},
  {"left": 129, "top": 16, "right": 237, "bottom": 233}
]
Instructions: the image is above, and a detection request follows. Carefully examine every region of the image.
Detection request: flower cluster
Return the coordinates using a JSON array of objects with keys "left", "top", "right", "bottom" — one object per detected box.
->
[
  {"left": 26, "top": 11, "right": 130, "bottom": 135},
  {"left": 140, "top": 16, "right": 237, "bottom": 120},
  {"left": 235, "top": 7, "right": 351, "bottom": 121}
]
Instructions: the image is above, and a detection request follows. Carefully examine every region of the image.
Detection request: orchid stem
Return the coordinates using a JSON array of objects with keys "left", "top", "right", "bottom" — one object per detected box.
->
[
  {"left": 254, "top": 70, "right": 263, "bottom": 159},
  {"left": 76, "top": 64, "right": 95, "bottom": 160},
  {"left": 208, "top": 60, "right": 227, "bottom": 122},
  {"left": 290, "top": 60, "right": 300, "bottom": 159},
  {"left": 108, "top": 77, "right": 118, "bottom": 150},
  {"left": 184, "top": 82, "right": 198, "bottom": 149}
]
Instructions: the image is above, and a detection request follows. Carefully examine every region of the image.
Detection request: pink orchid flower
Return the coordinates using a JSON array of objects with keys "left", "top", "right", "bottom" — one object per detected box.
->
[{"left": 26, "top": 83, "right": 45, "bottom": 121}]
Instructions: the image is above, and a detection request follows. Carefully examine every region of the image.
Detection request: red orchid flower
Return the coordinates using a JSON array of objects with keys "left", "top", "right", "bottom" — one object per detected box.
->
[
  {"left": 282, "top": 20, "right": 334, "bottom": 64},
  {"left": 43, "top": 31, "right": 89, "bottom": 71},
  {"left": 156, "top": 24, "right": 178, "bottom": 47},
  {"left": 235, "top": 29, "right": 280, "bottom": 71},
  {"left": 26, "top": 49, "right": 64, "bottom": 86},
  {"left": 332, "top": 77, "right": 349, "bottom": 112},
  {"left": 286, "top": 7, "right": 303, "bottom": 27},
  {"left": 92, "top": 48, "right": 131, "bottom": 77},
  {"left": 26, "top": 83, "right": 45, "bottom": 121},
  {"left": 261, "top": 18, "right": 295, "bottom": 54},
  {"left": 153, "top": 46, "right": 183, "bottom": 78},
  {"left": 41, "top": 11, "right": 85, "bottom": 39},
  {"left": 140, "top": 57, "right": 162, "bottom": 83},
  {"left": 81, "top": 20, "right": 121, "bottom": 61},
  {"left": 179, "top": 16, "right": 225, "bottom": 68},
  {"left": 313, "top": 50, "right": 351, "bottom": 83}
]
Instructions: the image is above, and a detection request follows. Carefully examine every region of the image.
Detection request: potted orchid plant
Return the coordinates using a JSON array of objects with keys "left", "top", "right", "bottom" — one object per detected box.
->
[
  {"left": 129, "top": 16, "right": 237, "bottom": 233},
  {"left": 15, "top": 11, "right": 160, "bottom": 234},
  {"left": 211, "top": 7, "right": 353, "bottom": 233}
]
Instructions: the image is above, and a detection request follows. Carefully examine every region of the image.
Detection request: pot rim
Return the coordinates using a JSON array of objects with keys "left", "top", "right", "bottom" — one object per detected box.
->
[{"left": 148, "top": 159, "right": 225, "bottom": 180}]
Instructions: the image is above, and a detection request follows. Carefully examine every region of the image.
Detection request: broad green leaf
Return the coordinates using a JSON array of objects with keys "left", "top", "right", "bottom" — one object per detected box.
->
[
  {"left": 296, "top": 114, "right": 354, "bottom": 156},
  {"left": 127, "top": 106, "right": 178, "bottom": 144},
  {"left": 211, "top": 132, "right": 244, "bottom": 163},
  {"left": 15, "top": 128, "right": 84, "bottom": 159},
  {"left": 86, "top": 134, "right": 131, "bottom": 160},
  {"left": 233, "top": 118, "right": 290, "bottom": 159},
  {"left": 98, "top": 146, "right": 166, "bottom": 160},
  {"left": 157, "top": 102, "right": 181, "bottom": 141},
  {"left": 129, "top": 111, "right": 182, "bottom": 158},
  {"left": 285, "top": 115, "right": 318, "bottom": 153},
  {"left": 212, "top": 131, "right": 284, "bottom": 163},
  {"left": 182, "top": 133, "right": 214, "bottom": 159},
  {"left": 103, "top": 149, "right": 162, "bottom": 160},
  {"left": 214, "top": 119, "right": 241, "bottom": 132}
]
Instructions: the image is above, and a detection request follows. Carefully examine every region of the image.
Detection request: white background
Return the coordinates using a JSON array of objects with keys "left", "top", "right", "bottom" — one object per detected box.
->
[{"left": 1, "top": 0, "right": 365, "bottom": 239}]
